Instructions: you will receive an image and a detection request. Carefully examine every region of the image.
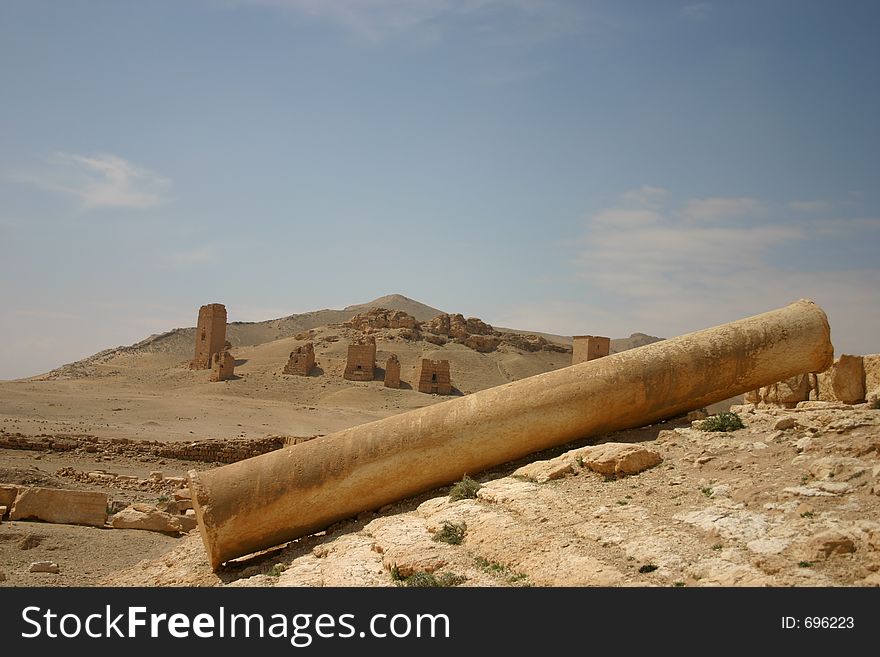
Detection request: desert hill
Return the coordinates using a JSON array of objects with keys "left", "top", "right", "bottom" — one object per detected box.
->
[{"left": 37, "top": 293, "right": 661, "bottom": 380}]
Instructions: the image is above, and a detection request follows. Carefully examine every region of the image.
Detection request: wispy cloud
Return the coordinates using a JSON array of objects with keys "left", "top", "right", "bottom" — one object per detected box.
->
[
  {"left": 222, "top": 0, "right": 586, "bottom": 44},
  {"left": 567, "top": 187, "right": 880, "bottom": 354},
  {"left": 678, "top": 196, "right": 764, "bottom": 222},
  {"left": 14, "top": 152, "right": 171, "bottom": 209}
]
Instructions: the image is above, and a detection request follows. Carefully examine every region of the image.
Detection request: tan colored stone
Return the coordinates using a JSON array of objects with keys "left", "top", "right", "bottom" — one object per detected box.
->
[
  {"left": 29, "top": 561, "right": 60, "bottom": 574},
  {"left": 800, "top": 530, "right": 856, "bottom": 560},
  {"left": 0, "top": 484, "right": 17, "bottom": 512},
  {"left": 864, "top": 354, "right": 880, "bottom": 398},
  {"left": 190, "top": 303, "right": 227, "bottom": 370},
  {"left": 774, "top": 417, "right": 797, "bottom": 431},
  {"left": 512, "top": 458, "right": 573, "bottom": 483},
  {"left": 584, "top": 443, "right": 662, "bottom": 476},
  {"left": 111, "top": 503, "right": 183, "bottom": 533},
  {"left": 818, "top": 355, "right": 865, "bottom": 404},
  {"left": 190, "top": 299, "right": 834, "bottom": 569},
  {"left": 572, "top": 335, "right": 610, "bottom": 365},
  {"left": 10, "top": 487, "right": 108, "bottom": 527},
  {"left": 343, "top": 336, "right": 376, "bottom": 381},
  {"left": 383, "top": 355, "right": 401, "bottom": 388},
  {"left": 210, "top": 349, "right": 235, "bottom": 382},
  {"left": 283, "top": 343, "right": 315, "bottom": 376}
]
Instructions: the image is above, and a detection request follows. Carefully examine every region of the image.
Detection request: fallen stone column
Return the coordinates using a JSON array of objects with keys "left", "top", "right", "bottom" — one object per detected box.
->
[{"left": 190, "top": 299, "right": 833, "bottom": 569}]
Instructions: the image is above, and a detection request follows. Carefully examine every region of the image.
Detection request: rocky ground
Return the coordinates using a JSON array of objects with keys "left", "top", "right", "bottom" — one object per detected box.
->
[{"left": 64, "top": 400, "right": 879, "bottom": 588}]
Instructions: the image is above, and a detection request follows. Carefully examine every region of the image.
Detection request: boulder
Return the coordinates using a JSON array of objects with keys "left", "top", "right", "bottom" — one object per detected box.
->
[
  {"left": 10, "top": 487, "right": 108, "bottom": 527},
  {"left": 464, "top": 335, "right": 501, "bottom": 353},
  {"left": 0, "top": 484, "right": 18, "bottom": 512},
  {"left": 799, "top": 530, "right": 856, "bottom": 561},
  {"left": 818, "top": 355, "right": 865, "bottom": 404},
  {"left": 111, "top": 503, "right": 183, "bottom": 534},
  {"left": 583, "top": 443, "right": 662, "bottom": 476},
  {"left": 29, "top": 561, "right": 60, "bottom": 574}
]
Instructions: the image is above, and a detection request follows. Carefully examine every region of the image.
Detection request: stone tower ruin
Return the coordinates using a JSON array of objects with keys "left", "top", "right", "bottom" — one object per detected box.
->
[
  {"left": 191, "top": 303, "right": 228, "bottom": 370},
  {"left": 343, "top": 336, "right": 376, "bottom": 381},
  {"left": 416, "top": 359, "right": 451, "bottom": 395},
  {"left": 210, "top": 349, "right": 235, "bottom": 382},
  {"left": 284, "top": 343, "right": 316, "bottom": 376},
  {"left": 384, "top": 354, "right": 401, "bottom": 388},
  {"left": 571, "top": 335, "right": 610, "bottom": 366}
]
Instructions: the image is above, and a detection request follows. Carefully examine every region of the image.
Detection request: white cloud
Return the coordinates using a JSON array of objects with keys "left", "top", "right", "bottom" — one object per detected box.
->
[
  {"left": 556, "top": 184, "right": 880, "bottom": 353},
  {"left": 788, "top": 200, "right": 831, "bottom": 213},
  {"left": 678, "top": 196, "right": 763, "bottom": 222},
  {"left": 620, "top": 185, "right": 668, "bottom": 208},
  {"left": 223, "top": 0, "right": 585, "bottom": 44},
  {"left": 15, "top": 152, "right": 171, "bottom": 209},
  {"left": 568, "top": 187, "right": 880, "bottom": 356}
]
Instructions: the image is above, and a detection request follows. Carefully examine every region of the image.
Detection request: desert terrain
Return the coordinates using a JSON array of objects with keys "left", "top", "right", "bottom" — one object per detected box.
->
[{"left": 2, "top": 294, "right": 877, "bottom": 588}]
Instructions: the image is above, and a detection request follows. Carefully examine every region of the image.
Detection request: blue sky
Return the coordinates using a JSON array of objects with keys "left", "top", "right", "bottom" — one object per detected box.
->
[{"left": 1, "top": 0, "right": 878, "bottom": 379}]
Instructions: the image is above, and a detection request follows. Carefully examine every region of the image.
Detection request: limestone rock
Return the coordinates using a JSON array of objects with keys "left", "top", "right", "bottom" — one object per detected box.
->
[
  {"left": 583, "top": 443, "right": 662, "bottom": 476},
  {"left": 10, "top": 487, "right": 108, "bottom": 527},
  {"left": 818, "top": 355, "right": 866, "bottom": 404},
  {"left": 364, "top": 515, "right": 451, "bottom": 577},
  {"left": 111, "top": 503, "right": 183, "bottom": 534},
  {"left": 344, "top": 308, "right": 418, "bottom": 331},
  {"left": 0, "top": 484, "right": 19, "bottom": 511},
  {"left": 29, "top": 561, "right": 60, "bottom": 574},
  {"left": 512, "top": 458, "right": 573, "bottom": 483},
  {"left": 463, "top": 334, "right": 501, "bottom": 353},
  {"left": 798, "top": 530, "right": 856, "bottom": 561},
  {"left": 864, "top": 354, "right": 880, "bottom": 399},
  {"left": 774, "top": 417, "right": 798, "bottom": 431},
  {"left": 465, "top": 317, "right": 495, "bottom": 335},
  {"left": 808, "top": 457, "right": 867, "bottom": 481}
]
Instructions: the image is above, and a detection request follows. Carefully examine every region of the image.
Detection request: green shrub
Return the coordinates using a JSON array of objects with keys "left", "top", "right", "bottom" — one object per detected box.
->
[
  {"left": 403, "top": 571, "right": 467, "bottom": 587},
  {"left": 449, "top": 475, "right": 481, "bottom": 501},
  {"left": 433, "top": 521, "right": 467, "bottom": 545},
  {"left": 700, "top": 412, "right": 745, "bottom": 432}
]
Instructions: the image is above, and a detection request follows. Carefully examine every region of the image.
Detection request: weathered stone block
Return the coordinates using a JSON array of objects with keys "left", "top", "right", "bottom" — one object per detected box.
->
[
  {"left": 10, "top": 487, "right": 108, "bottom": 527},
  {"left": 584, "top": 443, "right": 662, "bottom": 476},
  {"left": 864, "top": 354, "right": 880, "bottom": 398},
  {"left": 818, "top": 355, "right": 865, "bottom": 404},
  {"left": 111, "top": 503, "right": 183, "bottom": 534},
  {"left": 0, "top": 484, "right": 17, "bottom": 513}
]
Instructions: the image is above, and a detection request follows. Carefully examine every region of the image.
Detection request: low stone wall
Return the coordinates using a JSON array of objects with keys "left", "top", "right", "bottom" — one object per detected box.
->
[{"left": 0, "top": 433, "right": 308, "bottom": 464}]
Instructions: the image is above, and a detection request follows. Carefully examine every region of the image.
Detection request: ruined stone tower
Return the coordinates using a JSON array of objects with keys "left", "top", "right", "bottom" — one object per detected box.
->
[
  {"left": 191, "top": 303, "right": 227, "bottom": 370},
  {"left": 571, "top": 335, "right": 610, "bottom": 366},
  {"left": 384, "top": 354, "right": 401, "bottom": 388},
  {"left": 416, "top": 359, "right": 451, "bottom": 395},
  {"left": 284, "top": 343, "right": 315, "bottom": 376},
  {"left": 210, "top": 349, "right": 235, "bottom": 382},
  {"left": 343, "top": 336, "right": 376, "bottom": 381}
]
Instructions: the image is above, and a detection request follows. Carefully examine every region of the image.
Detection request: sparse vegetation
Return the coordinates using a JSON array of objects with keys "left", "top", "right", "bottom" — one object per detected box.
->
[
  {"left": 616, "top": 499, "right": 628, "bottom": 506},
  {"left": 673, "top": 581, "right": 685, "bottom": 587},
  {"left": 638, "top": 564, "right": 658, "bottom": 574},
  {"left": 800, "top": 511, "right": 814, "bottom": 518},
  {"left": 475, "top": 556, "right": 529, "bottom": 585},
  {"left": 701, "top": 487, "right": 713, "bottom": 497},
  {"left": 393, "top": 569, "right": 467, "bottom": 587},
  {"left": 700, "top": 412, "right": 745, "bottom": 432},
  {"left": 433, "top": 521, "right": 467, "bottom": 545},
  {"left": 268, "top": 564, "right": 286, "bottom": 577},
  {"left": 449, "top": 475, "right": 481, "bottom": 501},
  {"left": 711, "top": 543, "right": 723, "bottom": 551},
  {"left": 798, "top": 561, "right": 813, "bottom": 568}
]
